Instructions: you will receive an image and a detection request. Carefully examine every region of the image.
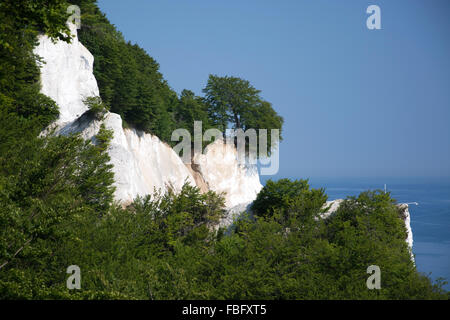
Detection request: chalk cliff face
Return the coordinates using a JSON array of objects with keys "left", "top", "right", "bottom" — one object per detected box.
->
[
  {"left": 193, "top": 140, "right": 263, "bottom": 208},
  {"left": 34, "top": 25, "right": 262, "bottom": 214},
  {"left": 34, "top": 24, "right": 97, "bottom": 128},
  {"left": 398, "top": 204, "right": 414, "bottom": 251}
]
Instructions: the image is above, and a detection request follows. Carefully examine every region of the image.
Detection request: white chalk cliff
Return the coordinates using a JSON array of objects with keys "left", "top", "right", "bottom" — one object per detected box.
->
[
  {"left": 34, "top": 24, "right": 98, "bottom": 128},
  {"left": 398, "top": 203, "right": 414, "bottom": 251},
  {"left": 34, "top": 25, "right": 262, "bottom": 220}
]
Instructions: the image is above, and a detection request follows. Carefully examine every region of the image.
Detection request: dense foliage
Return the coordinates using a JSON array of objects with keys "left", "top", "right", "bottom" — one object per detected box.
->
[
  {"left": 204, "top": 75, "right": 283, "bottom": 154},
  {"left": 0, "top": 115, "right": 117, "bottom": 299},
  {"left": 2, "top": 172, "right": 446, "bottom": 299},
  {"left": 0, "top": 0, "right": 447, "bottom": 300}
]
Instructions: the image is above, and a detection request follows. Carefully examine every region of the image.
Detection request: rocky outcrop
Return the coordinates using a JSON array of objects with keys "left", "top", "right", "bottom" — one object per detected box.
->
[
  {"left": 398, "top": 204, "right": 414, "bottom": 252},
  {"left": 192, "top": 139, "right": 262, "bottom": 208},
  {"left": 34, "top": 24, "right": 262, "bottom": 216}
]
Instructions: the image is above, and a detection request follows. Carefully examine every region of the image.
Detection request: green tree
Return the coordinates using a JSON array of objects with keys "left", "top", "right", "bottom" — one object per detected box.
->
[
  {"left": 83, "top": 96, "right": 109, "bottom": 120},
  {"left": 203, "top": 75, "right": 283, "bottom": 153},
  {"left": 203, "top": 75, "right": 261, "bottom": 131}
]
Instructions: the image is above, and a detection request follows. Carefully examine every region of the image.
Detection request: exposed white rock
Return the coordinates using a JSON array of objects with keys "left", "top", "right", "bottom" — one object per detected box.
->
[
  {"left": 192, "top": 139, "right": 263, "bottom": 209},
  {"left": 321, "top": 199, "right": 344, "bottom": 219},
  {"left": 34, "top": 24, "right": 96, "bottom": 128},
  {"left": 35, "top": 24, "right": 262, "bottom": 215},
  {"left": 59, "top": 112, "right": 197, "bottom": 205}
]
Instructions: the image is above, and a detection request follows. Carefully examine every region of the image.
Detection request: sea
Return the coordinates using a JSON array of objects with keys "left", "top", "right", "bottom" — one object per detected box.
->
[{"left": 261, "top": 176, "right": 450, "bottom": 290}]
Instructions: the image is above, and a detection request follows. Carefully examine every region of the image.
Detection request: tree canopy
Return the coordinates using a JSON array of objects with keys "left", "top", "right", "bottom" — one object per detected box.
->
[{"left": 203, "top": 75, "right": 284, "bottom": 134}]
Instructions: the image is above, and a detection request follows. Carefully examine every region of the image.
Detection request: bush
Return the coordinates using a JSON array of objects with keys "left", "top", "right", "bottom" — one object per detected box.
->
[
  {"left": 252, "top": 178, "right": 327, "bottom": 223},
  {"left": 83, "top": 96, "right": 109, "bottom": 120}
]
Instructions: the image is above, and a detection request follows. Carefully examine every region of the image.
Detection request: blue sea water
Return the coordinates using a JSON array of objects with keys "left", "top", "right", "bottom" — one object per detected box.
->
[{"left": 261, "top": 176, "right": 450, "bottom": 290}]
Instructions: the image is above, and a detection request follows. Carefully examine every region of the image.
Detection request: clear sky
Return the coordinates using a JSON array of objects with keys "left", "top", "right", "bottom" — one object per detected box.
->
[{"left": 97, "top": 0, "right": 450, "bottom": 179}]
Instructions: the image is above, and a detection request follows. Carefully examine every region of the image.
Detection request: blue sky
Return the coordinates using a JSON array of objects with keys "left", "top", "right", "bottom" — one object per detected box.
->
[{"left": 97, "top": 0, "right": 450, "bottom": 179}]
